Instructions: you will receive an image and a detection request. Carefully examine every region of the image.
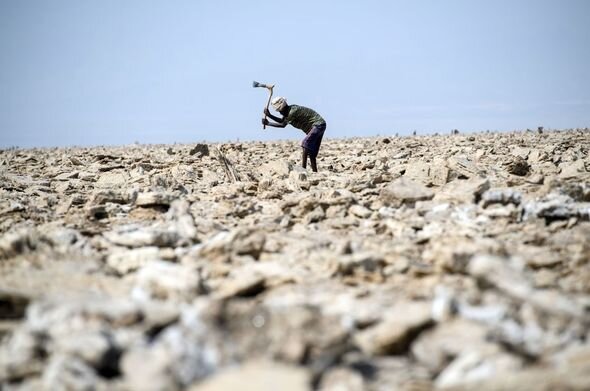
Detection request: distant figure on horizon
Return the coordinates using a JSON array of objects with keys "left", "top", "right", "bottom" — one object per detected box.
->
[{"left": 263, "top": 97, "right": 326, "bottom": 172}]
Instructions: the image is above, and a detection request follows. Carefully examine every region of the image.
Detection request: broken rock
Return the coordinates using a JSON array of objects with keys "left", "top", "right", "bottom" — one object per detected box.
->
[
  {"left": 132, "top": 261, "right": 204, "bottom": 301},
  {"left": 354, "top": 301, "right": 433, "bottom": 355},
  {"left": 380, "top": 177, "right": 434, "bottom": 206},
  {"left": 192, "top": 360, "right": 311, "bottom": 391}
]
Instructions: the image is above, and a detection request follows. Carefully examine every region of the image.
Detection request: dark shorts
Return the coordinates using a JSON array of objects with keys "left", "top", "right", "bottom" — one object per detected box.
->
[{"left": 301, "top": 123, "right": 326, "bottom": 159}]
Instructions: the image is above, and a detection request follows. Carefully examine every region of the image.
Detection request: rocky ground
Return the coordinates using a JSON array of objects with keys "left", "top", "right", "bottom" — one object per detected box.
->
[{"left": 1, "top": 129, "right": 589, "bottom": 390}]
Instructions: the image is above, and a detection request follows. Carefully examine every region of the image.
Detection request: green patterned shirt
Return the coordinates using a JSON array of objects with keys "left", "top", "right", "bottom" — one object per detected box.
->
[{"left": 286, "top": 105, "right": 325, "bottom": 134}]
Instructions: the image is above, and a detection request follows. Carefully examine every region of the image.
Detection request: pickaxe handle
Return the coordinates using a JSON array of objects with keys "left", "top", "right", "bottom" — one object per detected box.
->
[{"left": 263, "top": 86, "right": 273, "bottom": 130}]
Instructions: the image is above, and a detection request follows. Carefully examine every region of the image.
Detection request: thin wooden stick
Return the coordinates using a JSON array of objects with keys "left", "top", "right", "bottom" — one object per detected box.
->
[{"left": 214, "top": 147, "right": 241, "bottom": 182}]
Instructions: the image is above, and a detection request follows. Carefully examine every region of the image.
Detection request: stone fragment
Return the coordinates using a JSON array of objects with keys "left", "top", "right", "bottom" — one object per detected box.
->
[
  {"left": 560, "top": 182, "right": 590, "bottom": 202},
  {"left": 135, "top": 191, "right": 176, "bottom": 207},
  {"left": 456, "top": 303, "right": 506, "bottom": 325},
  {"left": 189, "top": 143, "right": 210, "bottom": 157},
  {"left": 404, "top": 162, "right": 431, "bottom": 184},
  {"left": 193, "top": 361, "right": 311, "bottom": 391},
  {"left": 86, "top": 204, "right": 109, "bottom": 220},
  {"left": 519, "top": 245, "right": 562, "bottom": 269},
  {"left": 91, "top": 189, "right": 130, "bottom": 205},
  {"left": 559, "top": 159, "right": 587, "bottom": 179},
  {"left": 354, "top": 301, "right": 433, "bottom": 355},
  {"left": 54, "top": 171, "right": 79, "bottom": 180},
  {"left": 504, "top": 156, "right": 530, "bottom": 176},
  {"left": 106, "top": 246, "right": 162, "bottom": 274},
  {"left": 348, "top": 204, "right": 372, "bottom": 219},
  {"left": 354, "top": 355, "right": 432, "bottom": 390},
  {"left": 434, "top": 177, "right": 490, "bottom": 204},
  {"left": 318, "top": 367, "right": 364, "bottom": 391},
  {"left": 533, "top": 269, "right": 559, "bottom": 288},
  {"left": 26, "top": 298, "right": 143, "bottom": 332},
  {"left": 216, "top": 273, "right": 266, "bottom": 299},
  {"left": 69, "top": 156, "right": 84, "bottom": 165},
  {"left": 194, "top": 228, "right": 266, "bottom": 262},
  {"left": 132, "top": 261, "right": 204, "bottom": 301},
  {"left": 53, "top": 330, "right": 116, "bottom": 371},
  {"left": 468, "top": 255, "right": 586, "bottom": 320},
  {"left": 42, "top": 355, "right": 101, "bottom": 391},
  {"left": 412, "top": 319, "right": 497, "bottom": 374},
  {"left": 0, "top": 201, "right": 25, "bottom": 215},
  {"left": 431, "top": 286, "right": 456, "bottom": 322},
  {"left": 447, "top": 156, "right": 480, "bottom": 178},
  {"left": 96, "top": 170, "right": 129, "bottom": 188},
  {"left": 480, "top": 189, "right": 522, "bottom": 208},
  {"left": 0, "top": 329, "right": 45, "bottom": 381},
  {"left": 258, "top": 160, "right": 294, "bottom": 179},
  {"left": 289, "top": 167, "right": 311, "bottom": 190},
  {"left": 331, "top": 253, "right": 385, "bottom": 281},
  {"left": 304, "top": 205, "right": 326, "bottom": 224},
  {"left": 522, "top": 194, "right": 590, "bottom": 222},
  {"left": 0, "top": 229, "right": 35, "bottom": 259},
  {"left": 380, "top": 177, "right": 434, "bottom": 206},
  {"left": 104, "top": 225, "right": 181, "bottom": 248},
  {"left": 289, "top": 166, "right": 308, "bottom": 182},
  {"left": 167, "top": 199, "right": 199, "bottom": 243},
  {"left": 526, "top": 173, "right": 544, "bottom": 184},
  {"left": 422, "top": 236, "right": 501, "bottom": 273},
  {"left": 435, "top": 350, "right": 523, "bottom": 389},
  {"left": 511, "top": 146, "right": 531, "bottom": 160},
  {"left": 120, "top": 300, "right": 347, "bottom": 389},
  {"left": 404, "top": 160, "right": 449, "bottom": 186},
  {"left": 122, "top": 345, "right": 180, "bottom": 391},
  {"left": 0, "top": 288, "right": 30, "bottom": 319},
  {"left": 430, "top": 158, "right": 451, "bottom": 186},
  {"left": 442, "top": 367, "right": 590, "bottom": 391}
]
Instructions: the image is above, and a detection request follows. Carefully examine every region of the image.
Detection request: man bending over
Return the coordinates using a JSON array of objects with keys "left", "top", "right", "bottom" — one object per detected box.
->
[{"left": 263, "top": 97, "right": 326, "bottom": 172}]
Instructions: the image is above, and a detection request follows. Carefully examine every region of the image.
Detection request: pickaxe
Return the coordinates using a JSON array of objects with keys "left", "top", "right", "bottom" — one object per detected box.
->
[{"left": 252, "top": 81, "right": 274, "bottom": 129}]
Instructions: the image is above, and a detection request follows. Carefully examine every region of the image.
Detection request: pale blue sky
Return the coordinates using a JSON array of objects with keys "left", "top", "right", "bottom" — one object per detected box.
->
[{"left": 1, "top": 0, "right": 589, "bottom": 147}]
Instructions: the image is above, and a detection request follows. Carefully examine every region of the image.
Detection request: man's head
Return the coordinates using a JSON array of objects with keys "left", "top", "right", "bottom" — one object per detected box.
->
[{"left": 271, "top": 97, "right": 288, "bottom": 112}]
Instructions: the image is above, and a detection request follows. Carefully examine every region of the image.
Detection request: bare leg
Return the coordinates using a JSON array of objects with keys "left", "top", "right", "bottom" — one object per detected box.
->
[
  {"left": 301, "top": 148, "right": 308, "bottom": 169},
  {"left": 310, "top": 156, "right": 318, "bottom": 172}
]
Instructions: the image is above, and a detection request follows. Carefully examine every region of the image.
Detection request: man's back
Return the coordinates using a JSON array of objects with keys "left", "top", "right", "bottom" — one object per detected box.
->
[{"left": 287, "top": 105, "right": 325, "bottom": 134}]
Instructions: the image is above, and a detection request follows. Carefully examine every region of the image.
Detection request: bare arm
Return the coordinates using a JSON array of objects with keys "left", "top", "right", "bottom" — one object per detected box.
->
[
  {"left": 262, "top": 117, "right": 288, "bottom": 128},
  {"left": 264, "top": 108, "right": 284, "bottom": 123},
  {"left": 262, "top": 108, "right": 288, "bottom": 127}
]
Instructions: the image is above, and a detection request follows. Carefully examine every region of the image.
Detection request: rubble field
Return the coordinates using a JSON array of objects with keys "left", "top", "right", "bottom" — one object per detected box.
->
[{"left": 1, "top": 129, "right": 589, "bottom": 390}]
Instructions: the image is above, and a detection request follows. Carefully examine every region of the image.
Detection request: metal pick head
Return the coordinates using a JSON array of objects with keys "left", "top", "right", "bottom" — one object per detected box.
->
[{"left": 252, "top": 81, "right": 260, "bottom": 88}]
